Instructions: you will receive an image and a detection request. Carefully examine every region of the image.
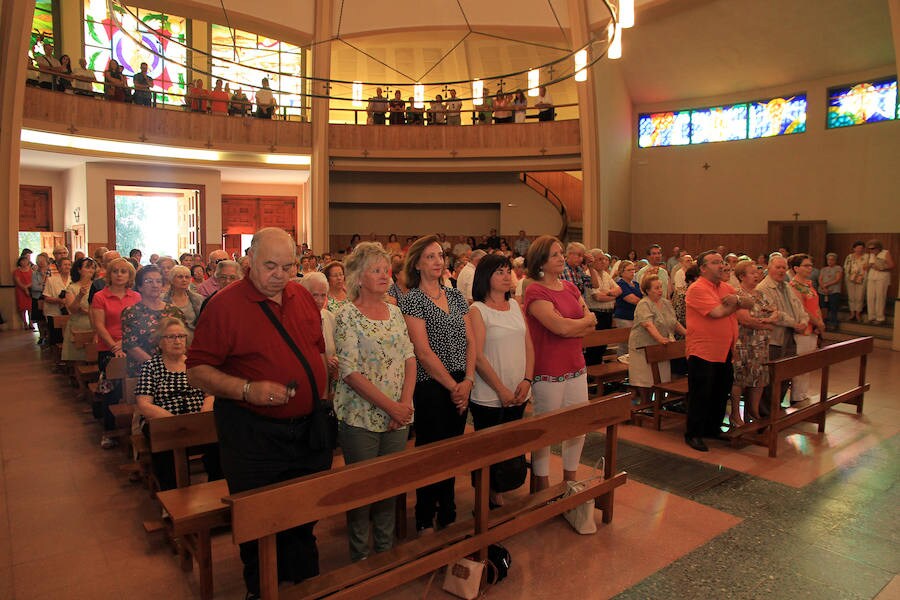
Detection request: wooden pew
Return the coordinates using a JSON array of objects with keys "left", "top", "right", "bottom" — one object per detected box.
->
[
  {"left": 726, "top": 337, "right": 873, "bottom": 457},
  {"left": 226, "top": 392, "right": 631, "bottom": 600},
  {"left": 582, "top": 328, "right": 631, "bottom": 386},
  {"left": 70, "top": 330, "right": 99, "bottom": 401},
  {"left": 149, "top": 411, "right": 220, "bottom": 600},
  {"left": 639, "top": 340, "right": 689, "bottom": 430}
]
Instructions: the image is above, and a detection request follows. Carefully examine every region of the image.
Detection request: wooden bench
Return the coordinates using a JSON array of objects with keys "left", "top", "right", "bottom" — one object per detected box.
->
[
  {"left": 638, "top": 340, "right": 689, "bottom": 430},
  {"left": 582, "top": 327, "right": 631, "bottom": 385},
  {"left": 225, "top": 392, "right": 631, "bottom": 599},
  {"left": 726, "top": 336, "right": 873, "bottom": 457},
  {"left": 149, "top": 411, "right": 220, "bottom": 600}
]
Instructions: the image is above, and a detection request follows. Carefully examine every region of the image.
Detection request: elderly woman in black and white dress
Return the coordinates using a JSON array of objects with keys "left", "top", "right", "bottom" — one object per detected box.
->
[
  {"left": 136, "top": 317, "right": 221, "bottom": 491},
  {"left": 399, "top": 234, "right": 475, "bottom": 534}
]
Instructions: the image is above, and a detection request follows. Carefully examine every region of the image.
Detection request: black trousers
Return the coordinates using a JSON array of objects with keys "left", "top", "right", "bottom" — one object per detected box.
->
[
  {"left": 760, "top": 338, "right": 797, "bottom": 417},
  {"left": 214, "top": 399, "right": 333, "bottom": 596},
  {"left": 413, "top": 374, "right": 468, "bottom": 530},
  {"left": 585, "top": 309, "right": 613, "bottom": 366},
  {"left": 97, "top": 350, "right": 122, "bottom": 430},
  {"left": 141, "top": 422, "right": 223, "bottom": 491},
  {"left": 685, "top": 354, "right": 733, "bottom": 438},
  {"left": 468, "top": 402, "right": 526, "bottom": 491}
]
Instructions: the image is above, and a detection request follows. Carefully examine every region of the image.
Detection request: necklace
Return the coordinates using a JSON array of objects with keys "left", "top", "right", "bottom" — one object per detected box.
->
[{"left": 422, "top": 285, "right": 442, "bottom": 300}]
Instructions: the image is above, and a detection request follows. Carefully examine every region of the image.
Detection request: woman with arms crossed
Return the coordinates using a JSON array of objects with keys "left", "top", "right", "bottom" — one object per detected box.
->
[{"left": 524, "top": 236, "right": 597, "bottom": 492}]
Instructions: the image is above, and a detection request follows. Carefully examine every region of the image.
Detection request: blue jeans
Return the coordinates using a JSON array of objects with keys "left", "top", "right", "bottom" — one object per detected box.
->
[{"left": 823, "top": 293, "right": 840, "bottom": 329}]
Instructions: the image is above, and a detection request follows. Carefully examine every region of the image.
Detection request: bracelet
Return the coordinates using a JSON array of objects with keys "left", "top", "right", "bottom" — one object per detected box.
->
[
  {"left": 242, "top": 380, "right": 251, "bottom": 402},
  {"left": 523, "top": 377, "right": 533, "bottom": 384},
  {"left": 464, "top": 375, "right": 475, "bottom": 384}
]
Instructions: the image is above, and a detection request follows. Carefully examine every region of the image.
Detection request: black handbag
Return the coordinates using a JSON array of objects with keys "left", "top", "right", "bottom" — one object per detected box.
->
[
  {"left": 490, "top": 454, "right": 527, "bottom": 493},
  {"left": 258, "top": 301, "right": 337, "bottom": 450}
]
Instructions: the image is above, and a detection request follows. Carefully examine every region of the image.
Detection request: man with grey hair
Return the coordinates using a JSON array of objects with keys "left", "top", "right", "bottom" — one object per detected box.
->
[
  {"left": 755, "top": 254, "right": 808, "bottom": 414},
  {"left": 197, "top": 259, "right": 241, "bottom": 314},
  {"left": 196, "top": 249, "right": 231, "bottom": 297},
  {"left": 457, "top": 249, "right": 486, "bottom": 303},
  {"left": 188, "top": 228, "right": 331, "bottom": 598},
  {"left": 561, "top": 242, "right": 598, "bottom": 301}
]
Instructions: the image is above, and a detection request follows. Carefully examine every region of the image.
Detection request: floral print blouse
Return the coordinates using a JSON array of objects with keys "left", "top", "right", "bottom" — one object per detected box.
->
[
  {"left": 333, "top": 302, "right": 415, "bottom": 432},
  {"left": 121, "top": 302, "right": 186, "bottom": 376}
]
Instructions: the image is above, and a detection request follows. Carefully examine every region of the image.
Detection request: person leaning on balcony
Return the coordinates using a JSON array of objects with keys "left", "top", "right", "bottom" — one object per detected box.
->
[
  {"left": 71, "top": 57, "right": 96, "bottom": 96},
  {"left": 428, "top": 94, "right": 446, "bottom": 125},
  {"left": 132, "top": 62, "right": 153, "bottom": 107},
  {"left": 389, "top": 90, "right": 406, "bottom": 125},
  {"left": 477, "top": 86, "right": 493, "bottom": 125},
  {"left": 255, "top": 78, "right": 277, "bottom": 118},
  {"left": 186, "top": 78, "right": 207, "bottom": 112},
  {"left": 535, "top": 85, "right": 555, "bottom": 121},
  {"left": 229, "top": 87, "right": 250, "bottom": 116},
  {"left": 493, "top": 91, "right": 513, "bottom": 124},
  {"left": 104, "top": 59, "right": 128, "bottom": 102},
  {"left": 512, "top": 89, "right": 528, "bottom": 123},
  {"left": 445, "top": 89, "right": 462, "bottom": 126},
  {"left": 34, "top": 41, "right": 62, "bottom": 90},
  {"left": 209, "top": 78, "right": 230, "bottom": 115},
  {"left": 406, "top": 96, "right": 424, "bottom": 125}
]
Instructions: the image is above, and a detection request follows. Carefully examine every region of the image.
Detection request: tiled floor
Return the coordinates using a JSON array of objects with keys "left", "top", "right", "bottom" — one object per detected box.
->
[{"left": 0, "top": 329, "right": 896, "bottom": 599}]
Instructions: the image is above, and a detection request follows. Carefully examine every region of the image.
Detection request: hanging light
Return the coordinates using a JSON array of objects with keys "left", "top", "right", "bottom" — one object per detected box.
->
[
  {"left": 527, "top": 69, "right": 540, "bottom": 97},
  {"left": 608, "top": 24, "right": 622, "bottom": 60},
  {"left": 351, "top": 81, "right": 363, "bottom": 107},
  {"left": 414, "top": 83, "right": 425, "bottom": 109},
  {"left": 574, "top": 49, "right": 588, "bottom": 82},
  {"left": 619, "top": 0, "right": 635, "bottom": 28},
  {"left": 472, "top": 79, "right": 484, "bottom": 106}
]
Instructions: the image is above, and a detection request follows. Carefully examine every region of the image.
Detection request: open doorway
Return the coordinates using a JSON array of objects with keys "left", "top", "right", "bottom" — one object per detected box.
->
[{"left": 107, "top": 181, "right": 205, "bottom": 262}]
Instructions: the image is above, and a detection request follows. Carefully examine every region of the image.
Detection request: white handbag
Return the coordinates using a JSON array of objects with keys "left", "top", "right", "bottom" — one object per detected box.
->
[{"left": 562, "top": 457, "right": 605, "bottom": 535}]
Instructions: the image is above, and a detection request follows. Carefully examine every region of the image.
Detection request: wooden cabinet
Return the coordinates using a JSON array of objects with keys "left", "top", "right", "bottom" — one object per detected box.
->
[{"left": 20, "top": 185, "right": 53, "bottom": 231}]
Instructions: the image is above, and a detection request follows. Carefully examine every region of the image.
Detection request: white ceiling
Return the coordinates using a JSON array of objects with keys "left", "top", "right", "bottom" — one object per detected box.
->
[{"left": 181, "top": 0, "right": 896, "bottom": 106}]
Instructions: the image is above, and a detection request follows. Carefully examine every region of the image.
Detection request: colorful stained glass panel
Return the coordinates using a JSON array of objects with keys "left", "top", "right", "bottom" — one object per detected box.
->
[
  {"left": 827, "top": 79, "right": 897, "bottom": 128},
  {"left": 749, "top": 95, "right": 807, "bottom": 138},
  {"left": 30, "top": 1, "right": 55, "bottom": 58},
  {"left": 638, "top": 111, "right": 691, "bottom": 148},
  {"left": 690, "top": 104, "right": 748, "bottom": 144}
]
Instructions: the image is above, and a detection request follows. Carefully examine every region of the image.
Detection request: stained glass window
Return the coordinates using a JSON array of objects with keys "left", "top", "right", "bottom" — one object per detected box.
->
[
  {"left": 30, "top": 1, "right": 55, "bottom": 59},
  {"left": 690, "top": 104, "right": 747, "bottom": 144},
  {"left": 211, "top": 24, "right": 305, "bottom": 118},
  {"left": 749, "top": 95, "right": 807, "bottom": 138},
  {"left": 638, "top": 111, "right": 691, "bottom": 148},
  {"left": 83, "top": 0, "right": 187, "bottom": 104},
  {"left": 826, "top": 78, "right": 898, "bottom": 129}
]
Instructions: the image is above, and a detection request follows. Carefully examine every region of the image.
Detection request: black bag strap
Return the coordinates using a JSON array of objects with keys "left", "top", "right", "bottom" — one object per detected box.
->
[{"left": 257, "top": 301, "right": 321, "bottom": 406}]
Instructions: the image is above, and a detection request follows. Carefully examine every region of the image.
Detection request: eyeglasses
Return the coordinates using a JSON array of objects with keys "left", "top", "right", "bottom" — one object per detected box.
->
[
  {"left": 161, "top": 334, "right": 187, "bottom": 341},
  {"left": 143, "top": 279, "right": 164, "bottom": 286},
  {"left": 867, "top": 247, "right": 876, "bottom": 250}
]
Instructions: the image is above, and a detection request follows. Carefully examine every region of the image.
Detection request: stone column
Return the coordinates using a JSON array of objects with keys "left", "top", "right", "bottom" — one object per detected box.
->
[
  {"left": 0, "top": 0, "right": 37, "bottom": 285},
  {"left": 567, "top": 0, "right": 601, "bottom": 249},
  {"left": 309, "top": 0, "right": 333, "bottom": 253}
]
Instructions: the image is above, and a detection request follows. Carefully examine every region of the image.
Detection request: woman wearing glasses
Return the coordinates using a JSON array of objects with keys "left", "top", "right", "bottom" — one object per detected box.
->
[
  {"left": 136, "top": 317, "right": 221, "bottom": 491},
  {"left": 122, "top": 265, "right": 185, "bottom": 377}
]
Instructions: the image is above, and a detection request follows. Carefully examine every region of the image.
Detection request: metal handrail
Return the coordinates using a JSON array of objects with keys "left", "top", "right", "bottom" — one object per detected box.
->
[{"left": 520, "top": 172, "right": 568, "bottom": 241}]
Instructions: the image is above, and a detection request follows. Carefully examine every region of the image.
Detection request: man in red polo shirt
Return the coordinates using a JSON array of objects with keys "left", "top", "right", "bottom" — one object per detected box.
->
[
  {"left": 684, "top": 250, "right": 753, "bottom": 452},
  {"left": 187, "top": 227, "right": 331, "bottom": 599}
]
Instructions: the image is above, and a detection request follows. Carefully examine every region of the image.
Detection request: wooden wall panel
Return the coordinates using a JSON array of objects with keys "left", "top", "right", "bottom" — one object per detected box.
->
[
  {"left": 524, "top": 172, "right": 583, "bottom": 223},
  {"left": 19, "top": 185, "right": 52, "bottom": 231}
]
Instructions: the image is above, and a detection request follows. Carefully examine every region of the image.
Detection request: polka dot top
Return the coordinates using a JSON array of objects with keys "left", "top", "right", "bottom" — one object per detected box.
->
[{"left": 399, "top": 286, "right": 469, "bottom": 382}]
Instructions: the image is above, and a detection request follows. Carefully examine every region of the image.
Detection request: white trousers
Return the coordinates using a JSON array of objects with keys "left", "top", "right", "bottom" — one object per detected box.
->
[
  {"left": 866, "top": 277, "right": 889, "bottom": 322},
  {"left": 791, "top": 333, "right": 818, "bottom": 402},
  {"left": 846, "top": 280, "right": 865, "bottom": 313},
  {"left": 531, "top": 374, "right": 588, "bottom": 477}
]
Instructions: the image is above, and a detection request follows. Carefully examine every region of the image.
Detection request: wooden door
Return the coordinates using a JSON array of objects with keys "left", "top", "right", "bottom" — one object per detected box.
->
[
  {"left": 767, "top": 220, "right": 827, "bottom": 262},
  {"left": 67, "top": 224, "right": 86, "bottom": 255},
  {"left": 40, "top": 232, "right": 66, "bottom": 254},
  {"left": 221, "top": 196, "right": 297, "bottom": 238},
  {"left": 19, "top": 185, "right": 53, "bottom": 231}
]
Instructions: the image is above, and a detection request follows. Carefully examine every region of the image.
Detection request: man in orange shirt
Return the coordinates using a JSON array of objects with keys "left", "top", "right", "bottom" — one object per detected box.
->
[{"left": 684, "top": 250, "right": 753, "bottom": 452}]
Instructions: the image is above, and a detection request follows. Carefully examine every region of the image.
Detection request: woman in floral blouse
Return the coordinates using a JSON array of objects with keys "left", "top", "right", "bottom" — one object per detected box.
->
[
  {"left": 334, "top": 242, "right": 416, "bottom": 561},
  {"left": 122, "top": 265, "right": 185, "bottom": 377},
  {"left": 787, "top": 254, "right": 825, "bottom": 403}
]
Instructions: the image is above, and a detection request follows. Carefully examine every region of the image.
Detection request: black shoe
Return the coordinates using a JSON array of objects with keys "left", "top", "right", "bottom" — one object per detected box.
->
[
  {"left": 245, "top": 592, "right": 260, "bottom": 600},
  {"left": 684, "top": 436, "right": 708, "bottom": 452}
]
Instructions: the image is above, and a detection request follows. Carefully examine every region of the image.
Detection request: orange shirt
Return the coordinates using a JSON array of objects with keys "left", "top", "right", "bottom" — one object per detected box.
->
[{"left": 685, "top": 277, "right": 738, "bottom": 362}]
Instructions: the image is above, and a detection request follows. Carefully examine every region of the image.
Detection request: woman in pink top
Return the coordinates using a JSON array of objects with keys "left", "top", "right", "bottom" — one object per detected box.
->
[
  {"left": 90, "top": 257, "right": 141, "bottom": 448},
  {"left": 523, "top": 236, "right": 597, "bottom": 492},
  {"left": 787, "top": 254, "right": 825, "bottom": 404}
]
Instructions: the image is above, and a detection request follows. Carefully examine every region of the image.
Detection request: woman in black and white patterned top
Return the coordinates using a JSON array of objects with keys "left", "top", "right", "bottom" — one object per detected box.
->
[
  {"left": 136, "top": 317, "right": 221, "bottom": 491},
  {"left": 399, "top": 235, "right": 476, "bottom": 534}
]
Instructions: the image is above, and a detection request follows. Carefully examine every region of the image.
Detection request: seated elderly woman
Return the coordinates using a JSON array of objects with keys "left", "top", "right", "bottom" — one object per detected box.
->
[
  {"left": 300, "top": 272, "right": 339, "bottom": 391},
  {"left": 136, "top": 317, "right": 221, "bottom": 491},
  {"left": 627, "top": 274, "right": 686, "bottom": 406}
]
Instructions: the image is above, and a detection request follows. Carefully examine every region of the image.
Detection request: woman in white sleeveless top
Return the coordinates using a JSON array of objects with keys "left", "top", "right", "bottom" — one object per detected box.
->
[{"left": 469, "top": 254, "right": 534, "bottom": 508}]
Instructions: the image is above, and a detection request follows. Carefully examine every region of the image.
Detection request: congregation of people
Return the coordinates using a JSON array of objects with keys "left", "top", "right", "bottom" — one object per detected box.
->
[
  {"left": 11, "top": 227, "right": 894, "bottom": 598},
  {"left": 27, "top": 41, "right": 557, "bottom": 124}
]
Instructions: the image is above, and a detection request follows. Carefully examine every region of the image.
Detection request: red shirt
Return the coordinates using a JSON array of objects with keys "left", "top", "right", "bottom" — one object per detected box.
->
[
  {"left": 524, "top": 281, "right": 586, "bottom": 377},
  {"left": 91, "top": 288, "right": 141, "bottom": 351},
  {"left": 685, "top": 277, "right": 738, "bottom": 362},
  {"left": 186, "top": 277, "right": 326, "bottom": 418},
  {"left": 209, "top": 89, "right": 229, "bottom": 114}
]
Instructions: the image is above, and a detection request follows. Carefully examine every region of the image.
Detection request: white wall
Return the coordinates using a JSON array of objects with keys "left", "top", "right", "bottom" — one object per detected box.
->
[{"left": 630, "top": 66, "right": 900, "bottom": 234}]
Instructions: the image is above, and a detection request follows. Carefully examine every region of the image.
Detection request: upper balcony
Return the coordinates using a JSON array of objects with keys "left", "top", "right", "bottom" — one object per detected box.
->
[{"left": 21, "top": 88, "right": 582, "bottom": 172}]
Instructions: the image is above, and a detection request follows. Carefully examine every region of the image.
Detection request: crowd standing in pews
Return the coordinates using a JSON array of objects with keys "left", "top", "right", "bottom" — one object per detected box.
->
[{"left": 18, "top": 225, "right": 894, "bottom": 598}]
